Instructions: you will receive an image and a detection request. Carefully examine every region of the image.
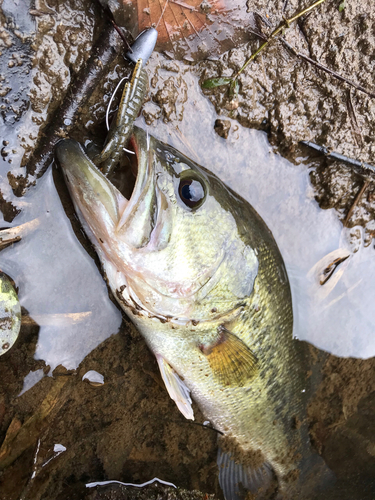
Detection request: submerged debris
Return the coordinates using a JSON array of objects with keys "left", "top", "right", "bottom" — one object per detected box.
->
[{"left": 0, "top": 272, "right": 21, "bottom": 357}]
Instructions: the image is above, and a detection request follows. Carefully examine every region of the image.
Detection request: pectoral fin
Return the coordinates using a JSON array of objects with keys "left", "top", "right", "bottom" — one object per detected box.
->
[
  {"left": 156, "top": 355, "right": 194, "bottom": 421},
  {"left": 200, "top": 327, "right": 258, "bottom": 387}
]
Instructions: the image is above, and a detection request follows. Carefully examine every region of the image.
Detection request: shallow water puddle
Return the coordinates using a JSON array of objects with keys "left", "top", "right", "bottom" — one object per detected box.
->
[{"left": 0, "top": 169, "right": 122, "bottom": 372}]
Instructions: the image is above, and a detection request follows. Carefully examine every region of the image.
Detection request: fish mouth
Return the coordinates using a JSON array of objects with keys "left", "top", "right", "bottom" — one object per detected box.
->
[
  {"left": 106, "top": 129, "right": 144, "bottom": 211},
  {"left": 112, "top": 127, "right": 158, "bottom": 249},
  {"left": 55, "top": 126, "right": 157, "bottom": 251},
  {"left": 107, "top": 137, "right": 138, "bottom": 202}
]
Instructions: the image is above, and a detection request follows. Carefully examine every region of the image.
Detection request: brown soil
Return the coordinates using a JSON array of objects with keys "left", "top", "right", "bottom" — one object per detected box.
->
[
  {"left": 199, "top": 0, "right": 375, "bottom": 165},
  {"left": 0, "top": 320, "right": 219, "bottom": 500},
  {"left": 307, "top": 354, "right": 375, "bottom": 499}
]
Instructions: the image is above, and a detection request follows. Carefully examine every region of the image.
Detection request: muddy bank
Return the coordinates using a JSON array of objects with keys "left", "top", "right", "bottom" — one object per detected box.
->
[
  {"left": 0, "top": 319, "right": 219, "bottom": 500},
  {"left": 199, "top": 0, "right": 375, "bottom": 165}
]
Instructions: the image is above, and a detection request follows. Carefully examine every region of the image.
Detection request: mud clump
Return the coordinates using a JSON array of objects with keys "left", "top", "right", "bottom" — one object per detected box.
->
[
  {"left": 149, "top": 63, "right": 188, "bottom": 124},
  {"left": 214, "top": 120, "right": 231, "bottom": 139},
  {"left": 310, "top": 160, "right": 375, "bottom": 248},
  {"left": 0, "top": 188, "right": 20, "bottom": 222}
]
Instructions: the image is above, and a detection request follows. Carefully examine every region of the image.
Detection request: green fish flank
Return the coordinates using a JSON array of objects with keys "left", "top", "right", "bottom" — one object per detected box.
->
[
  {"left": 0, "top": 272, "right": 21, "bottom": 356},
  {"left": 56, "top": 127, "right": 332, "bottom": 499}
]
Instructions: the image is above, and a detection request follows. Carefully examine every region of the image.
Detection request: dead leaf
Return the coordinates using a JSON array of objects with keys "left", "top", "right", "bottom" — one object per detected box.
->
[{"left": 121, "top": 0, "right": 253, "bottom": 61}]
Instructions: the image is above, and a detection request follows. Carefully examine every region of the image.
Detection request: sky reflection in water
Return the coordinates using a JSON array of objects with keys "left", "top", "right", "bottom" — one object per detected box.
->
[{"left": 0, "top": 171, "right": 122, "bottom": 371}]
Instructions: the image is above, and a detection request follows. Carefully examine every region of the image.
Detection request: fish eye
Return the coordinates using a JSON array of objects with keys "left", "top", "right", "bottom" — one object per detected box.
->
[{"left": 178, "top": 172, "right": 206, "bottom": 209}]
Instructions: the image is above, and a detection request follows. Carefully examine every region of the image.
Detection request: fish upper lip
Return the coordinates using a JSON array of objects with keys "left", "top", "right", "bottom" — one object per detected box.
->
[{"left": 116, "top": 127, "right": 155, "bottom": 236}]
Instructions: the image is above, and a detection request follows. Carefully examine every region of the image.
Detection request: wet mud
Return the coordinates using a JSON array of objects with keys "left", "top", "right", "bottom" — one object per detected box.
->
[
  {"left": 83, "top": 483, "right": 217, "bottom": 500},
  {"left": 0, "top": 321, "right": 219, "bottom": 499},
  {"left": 199, "top": 0, "right": 375, "bottom": 163},
  {"left": 310, "top": 160, "right": 375, "bottom": 248},
  {"left": 0, "top": 0, "right": 375, "bottom": 499}
]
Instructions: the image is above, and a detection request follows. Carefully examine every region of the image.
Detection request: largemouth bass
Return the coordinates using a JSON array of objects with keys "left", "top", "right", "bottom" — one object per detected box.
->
[{"left": 56, "top": 126, "right": 332, "bottom": 499}]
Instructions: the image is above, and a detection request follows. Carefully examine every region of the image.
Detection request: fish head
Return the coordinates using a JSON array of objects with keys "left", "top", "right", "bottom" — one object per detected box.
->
[{"left": 56, "top": 127, "right": 259, "bottom": 324}]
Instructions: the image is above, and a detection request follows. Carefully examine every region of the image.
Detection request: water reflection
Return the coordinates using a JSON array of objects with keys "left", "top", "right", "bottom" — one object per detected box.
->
[
  {"left": 137, "top": 64, "right": 375, "bottom": 359},
  {"left": 0, "top": 169, "right": 122, "bottom": 372}
]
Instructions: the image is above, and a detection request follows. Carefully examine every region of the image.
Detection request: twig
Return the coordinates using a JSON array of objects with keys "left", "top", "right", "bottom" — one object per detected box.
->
[
  {"left": 300, "top": 140, "right": 375, "bottom": 176},
  {"left": 94, "top": 0, "right": 133, "bottom": 52},
  {"left": 170, "top": 0, "right": 197, "bottom": 11},
  {"left": 281, "top": 38, "right": 375, "bottom": 99},
  {"left": 346, "top": 89, "right": 363, "bottom": 147},
  {"left": 247, "top": 27, "right": 268, "bottom": 42},
  {"left": 0, "top": 235, "right": 20, "bottom": 250},
  {"left": 344, "top": 180, "right": 370, "bottom": 227},
  {"left": 108, "top": 18, "right": 132, "bottom": 52},
  {"left": 86, "top": 478, "right": 177, "bottom": 489},
  {"left": 232, "top": 0, "right": 325, "bottom": 80}
]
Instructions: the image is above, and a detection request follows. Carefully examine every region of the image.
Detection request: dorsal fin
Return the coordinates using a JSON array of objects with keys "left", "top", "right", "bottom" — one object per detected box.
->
[{"left": 199, "top": 327, "right": 258, "bottom": 387}]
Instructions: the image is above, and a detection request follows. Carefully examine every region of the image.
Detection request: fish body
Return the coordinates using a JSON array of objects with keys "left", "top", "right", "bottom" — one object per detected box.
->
[{"left": 56, "top": 127, "right": 330, "bottom": 498}]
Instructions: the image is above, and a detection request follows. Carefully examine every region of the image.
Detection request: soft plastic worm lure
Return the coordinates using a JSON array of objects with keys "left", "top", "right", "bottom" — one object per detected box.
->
[{"left": 94, "top": 28, "right": 158, "bottom": 175}]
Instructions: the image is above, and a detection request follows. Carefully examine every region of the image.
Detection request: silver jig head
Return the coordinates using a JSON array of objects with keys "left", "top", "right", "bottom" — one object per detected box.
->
[{"left": 126, "top": 28, "right": 158, "bottom": 65}]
